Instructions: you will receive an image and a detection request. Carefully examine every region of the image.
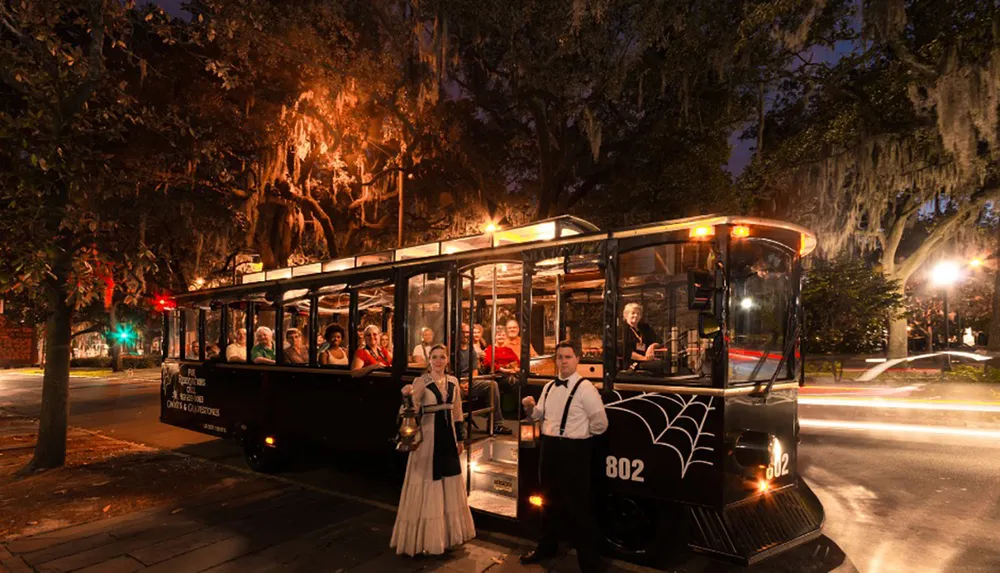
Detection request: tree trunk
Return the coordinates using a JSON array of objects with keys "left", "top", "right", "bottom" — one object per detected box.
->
[
  {"left": 888, "top": 314, "right": 908, "bottom": 358},
  {"left": 886, "top": 277, "right": 909, "bottom": 358},
  {"left": 110, "top": 302, "right": 121, "bottom": 372},
  {"left": 989, "top": 225, "right": 1000, "bottom": 351},
  {"left": 30, "top": 250, "right": 73, "bottom": 470}
]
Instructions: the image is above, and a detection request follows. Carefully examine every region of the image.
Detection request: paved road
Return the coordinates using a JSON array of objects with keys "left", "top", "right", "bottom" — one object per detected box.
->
[{"left": 3, "top": 370, "right": 1000, "bottom": 572}]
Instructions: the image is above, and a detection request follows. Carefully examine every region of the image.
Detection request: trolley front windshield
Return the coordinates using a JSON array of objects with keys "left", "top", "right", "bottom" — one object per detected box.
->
[{"left": 727, "top": 238, "right": 797, "bottom": 385}]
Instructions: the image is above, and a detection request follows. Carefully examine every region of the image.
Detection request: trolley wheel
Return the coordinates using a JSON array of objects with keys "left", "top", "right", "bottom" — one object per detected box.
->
[
  {"left": 598, "top": 495, "right": 685, "bottom": 563},
  {"left": 242, "top": 432, "right": 283, "bottom": 474}
]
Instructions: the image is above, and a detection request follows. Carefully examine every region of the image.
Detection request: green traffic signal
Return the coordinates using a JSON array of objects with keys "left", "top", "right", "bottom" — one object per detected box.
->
[{"left": 115, "top": 326, "right": 134, "bottom": 343}]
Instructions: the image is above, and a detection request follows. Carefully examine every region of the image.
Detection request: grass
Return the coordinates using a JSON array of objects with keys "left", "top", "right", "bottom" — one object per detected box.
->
[{"left": 18, "top": 368, "right": 115, "bottom": 378}]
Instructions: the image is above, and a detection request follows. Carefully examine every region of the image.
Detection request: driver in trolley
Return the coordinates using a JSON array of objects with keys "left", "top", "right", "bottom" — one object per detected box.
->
[{"left": 520, "top": 340, "right": 608, "bottom": 573}]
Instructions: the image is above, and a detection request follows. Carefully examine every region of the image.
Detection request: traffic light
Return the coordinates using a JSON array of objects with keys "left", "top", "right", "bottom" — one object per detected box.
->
[
  {"left": 153, "top": 295, "right": 175, "bottom": 312},
  {"left": 114, "top": 325, "right": 134, "bottom": 343}
]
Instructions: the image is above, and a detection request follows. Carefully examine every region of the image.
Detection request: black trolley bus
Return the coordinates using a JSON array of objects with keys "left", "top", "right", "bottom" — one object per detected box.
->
[{"left": 160, "top": 214, "right": 823, "bottom": 565}]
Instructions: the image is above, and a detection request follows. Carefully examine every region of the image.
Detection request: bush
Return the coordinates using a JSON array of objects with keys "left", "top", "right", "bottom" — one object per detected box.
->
[
  {"left": 803, "top": 257, "right": 904, "bottom": 355},
  {"left": 122, "top": 355, "right": 162, "bottom": 369},
  {"left": 69, "top": 355, "right": 162, "bottom": 369},
  {"left": 69, "top": 357, "right": 110, "bottom": 368},
  {"left": 947, "top": 364, "right": 1000, "bottom": 384}
]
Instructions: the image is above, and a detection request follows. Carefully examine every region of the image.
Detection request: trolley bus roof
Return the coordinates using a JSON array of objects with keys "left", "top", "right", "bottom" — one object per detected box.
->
[{"left": 177, "top": 214, "right": 816, "bottom": 301}]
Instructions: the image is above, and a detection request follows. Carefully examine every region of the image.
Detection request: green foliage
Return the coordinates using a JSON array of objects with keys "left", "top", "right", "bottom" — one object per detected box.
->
[
  {"left": 69, "top": 355, "right": 160, "bottom": 369},
  {"left": 803, "top": 257, "right": 904, "bottom": 354},
  {"left": 946, "top": 364, "right": 1000, "bottom": 385}
]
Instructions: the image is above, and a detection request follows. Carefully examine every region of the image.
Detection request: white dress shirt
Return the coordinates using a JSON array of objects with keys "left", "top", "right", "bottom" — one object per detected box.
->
[
  {"left": 412, "top": 343, "right": 431, "bottom": 362},
  {"left": 530, "top": 372, "right": 608, "bottom": 439}
]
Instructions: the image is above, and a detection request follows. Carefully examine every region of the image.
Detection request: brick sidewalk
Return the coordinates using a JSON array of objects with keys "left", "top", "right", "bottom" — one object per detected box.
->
[
  {"left": 0, "top": 473, "right": 648, "bottom": 573},
  {"left": 0, "top": 414, "right": 648, "bottom": 573}
]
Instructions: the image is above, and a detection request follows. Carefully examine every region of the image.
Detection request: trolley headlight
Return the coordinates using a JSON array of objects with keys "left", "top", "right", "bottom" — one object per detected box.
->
[{"left": 733, "top": 430, "right": 774, "bottom": 469}]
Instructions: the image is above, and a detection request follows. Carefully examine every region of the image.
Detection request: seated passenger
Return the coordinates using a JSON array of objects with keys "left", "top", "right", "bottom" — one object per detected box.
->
[
  {"left": 352, "top": 324, "right": 392, "bottom": 376},
  {"left": 283, "top": 327, "right": 307, "bottom": 364},
  {"left": 622, "top": 302, "right": 661, "bottom": 370},
  {"left": 483, "top": 330, "right": 520, "bottom": 373},
  {"left": 319, "top": 324, "right": 349, "bottom": 366},
  {"left": 504, "top": 319, "right": 538, "bottom": 360},
  {"left": 188, "top": 340, "right": 200, "bottom": 359},
  {"left": 457, "top": 324, "right": 510, "bottom": 435},
  {"left": 251, "top": 326, "right": 276, "bottom": 365},
  {"left": 381, "top": 332, "right": 393, "bottom": 355},
  {"left": 473, "top": 324, "right": 487, "bottom": 358},
  {"left": 226, "top": 328, "right": 247, "bottom": 362},
  {"left": 205, "top": 343, "right": 220, "bottom": 360},
  {"left": 411, "top": 327, "right": 435, "bottom": 366}
]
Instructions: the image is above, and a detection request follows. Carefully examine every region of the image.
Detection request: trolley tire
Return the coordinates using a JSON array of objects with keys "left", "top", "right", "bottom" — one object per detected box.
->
[
  {"left": 598, "top": 495, "right": 686, "bottom": 564},
  {"left": 242, "top": 432, "right": 283, "bottom": 474}
]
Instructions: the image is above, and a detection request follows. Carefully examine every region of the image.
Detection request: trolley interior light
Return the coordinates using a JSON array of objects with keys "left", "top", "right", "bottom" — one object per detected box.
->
[
  {"left": 689, "top": 225, "right": 715, "bottom": 239},
  {"left": 529, "top": 495, "right": 544, "bottom": 507},
  {"left": 740, "top": 297, "right": 753, "bottom": 310},
  {"left": 731, "top": 225, "right": 750, "bottom": 238}
]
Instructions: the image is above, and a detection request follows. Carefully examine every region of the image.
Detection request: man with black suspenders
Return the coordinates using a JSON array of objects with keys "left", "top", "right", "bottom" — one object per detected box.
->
[{"left": 520, "top": 340, "right": 609, "bottom": 572}]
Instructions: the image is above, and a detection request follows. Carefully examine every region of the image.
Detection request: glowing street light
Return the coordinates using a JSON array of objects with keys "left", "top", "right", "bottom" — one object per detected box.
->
[
  {"left": 969, "top": 258, "right": 984, "bottom": 268},
  {"left": 929, "top": 260, "right": 962, "bottom": 371},
  {"left": 740, "top": 297, "right": 754, "bottom": 310},
  {"left": 484, "top": 223, "right": 498, "bottom": 233},
  {"left": 930, "top": 261, "right": 961, "bottom": 287}
]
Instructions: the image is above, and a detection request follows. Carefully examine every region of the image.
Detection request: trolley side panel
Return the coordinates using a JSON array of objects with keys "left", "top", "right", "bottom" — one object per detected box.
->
[
  {"left": 159, "top": 360, "right": 263, "bottom": 439},
  {"left": 598, "top": 389, "right": 724, "bottom": 508}
]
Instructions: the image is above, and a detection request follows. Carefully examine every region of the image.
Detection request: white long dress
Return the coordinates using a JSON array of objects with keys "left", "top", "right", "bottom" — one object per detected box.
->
[{"left": 390, "top": 374, "right": 476, "bottom": 556}]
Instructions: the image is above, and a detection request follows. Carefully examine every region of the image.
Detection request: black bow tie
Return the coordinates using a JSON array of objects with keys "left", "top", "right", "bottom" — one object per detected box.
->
[{"left": 554, "top": 378, "right": 569, "bottom": 387}]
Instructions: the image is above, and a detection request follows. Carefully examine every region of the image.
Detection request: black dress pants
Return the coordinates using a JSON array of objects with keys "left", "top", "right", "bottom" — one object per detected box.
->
[{"left": 537, "top": 435, "right": 602, "bottom": 572}]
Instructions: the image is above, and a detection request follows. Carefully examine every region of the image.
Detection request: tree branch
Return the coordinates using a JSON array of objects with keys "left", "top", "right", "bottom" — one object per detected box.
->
[
  {"left": 896, "top": 191, "right": 998, "bottom": 280},
  {"left": 62, "top": 0, "right": 107, "bottom": 120}
]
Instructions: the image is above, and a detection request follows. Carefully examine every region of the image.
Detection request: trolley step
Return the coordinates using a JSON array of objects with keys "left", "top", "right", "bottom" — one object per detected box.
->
[
  {"left": 471, "top": 461, "right": 518, "bottom": 498},
  {"left": 688, "top": 477, "right": 825, "bottom": 565}
]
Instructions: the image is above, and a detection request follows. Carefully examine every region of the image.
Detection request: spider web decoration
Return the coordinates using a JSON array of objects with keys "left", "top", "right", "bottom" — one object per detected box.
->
[{"left": 605, "top": 392, "right": 716, "bottom": 478}]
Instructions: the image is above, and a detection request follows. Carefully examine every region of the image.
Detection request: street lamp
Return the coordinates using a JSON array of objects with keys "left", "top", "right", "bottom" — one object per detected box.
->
[{"left": 930, "top": 261, "right": 962, "bottom": 370}]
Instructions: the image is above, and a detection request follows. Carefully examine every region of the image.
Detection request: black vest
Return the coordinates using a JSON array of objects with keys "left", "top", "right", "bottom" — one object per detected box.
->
[{"left": 425, "top": 380, "right": 462, "bottom": 480}]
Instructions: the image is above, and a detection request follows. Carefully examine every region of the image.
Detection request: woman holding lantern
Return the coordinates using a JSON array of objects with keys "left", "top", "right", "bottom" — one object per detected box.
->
[{"left": 390, "top": 344, "right": 476, "bottom": 556}]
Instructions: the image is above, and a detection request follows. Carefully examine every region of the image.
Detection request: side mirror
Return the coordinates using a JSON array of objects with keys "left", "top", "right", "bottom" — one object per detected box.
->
[
  {"left": 688, "top": 270, "right": 714, "bottom": 310},
  {"left": 698, "top": 312, "right": 720, "bottom": 338}
]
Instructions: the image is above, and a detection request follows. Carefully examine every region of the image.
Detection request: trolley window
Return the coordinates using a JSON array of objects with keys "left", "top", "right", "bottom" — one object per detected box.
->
[
  {"left": 462, "top": 263, "right": 523, "bottom": 378},
  {"left": 728, "top": 239, "right": 794, "bottom": 384},
  {"left": 317, "top": 285, "right": 349, "bottom": 368},
  {"left": 181, "top": 309, "right": 200, "bottom": 361},
  {"left": 205, "top": 308, "right": 222, "bottom": 360},
  {"left": 406, "top": 273, "right": 446, "bottom": 370},
  {"left": 251, "top": 302, "right": 277, "bottom": 365},
  {"left": 529, "top": 255, "right": 605, "bottom": 378},
  {"left": 225, "top": 303, "right": 248, "bottom": 363},
  {"left": 617, "top": 243, "right": 716, "bottom": 384},
  {"left": 352, "top": 282, "right": 394, "bottom": 369},
  {"left": 281, "top": 290, "right": 311, "bottom": 366},
  {"left": 167, "top": 310, "right": 181, "bottom": 359}
]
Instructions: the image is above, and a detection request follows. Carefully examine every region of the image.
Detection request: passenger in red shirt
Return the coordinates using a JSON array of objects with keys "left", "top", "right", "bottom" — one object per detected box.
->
[
  {"left": 482, "top": 330, "right": 520, "bottom": 373},
  {"left": 352, "top": 324, "right": 392, "bottom": 376}
]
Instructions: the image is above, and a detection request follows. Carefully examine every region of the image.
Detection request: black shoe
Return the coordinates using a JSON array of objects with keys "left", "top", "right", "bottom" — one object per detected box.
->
[
  {"left": 493, "top": 425, "right": 513, "bottom": 435},
  {"left": 520, "top": 549, "right": 556, "bottom": 564}
]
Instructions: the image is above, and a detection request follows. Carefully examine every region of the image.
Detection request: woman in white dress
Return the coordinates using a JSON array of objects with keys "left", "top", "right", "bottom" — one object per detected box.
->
[{"left": 391, "top": 344, "right": 476, "bottom": 556}]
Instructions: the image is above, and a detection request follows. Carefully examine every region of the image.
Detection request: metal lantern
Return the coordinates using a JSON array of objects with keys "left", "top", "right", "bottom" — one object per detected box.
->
[
  {"left": 396, "top": 387, "right": 422, "bottom": 452},
  {"left": 519, "top": 418, "right": 541, "bottom": 448}
]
